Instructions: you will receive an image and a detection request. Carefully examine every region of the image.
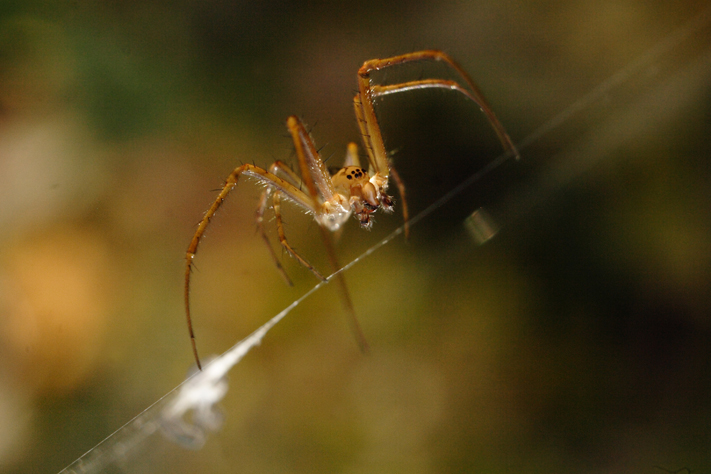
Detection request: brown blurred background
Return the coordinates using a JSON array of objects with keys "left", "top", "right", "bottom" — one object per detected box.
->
[{"left": 1, "top": 1, "right": 710, "bottom": 473}]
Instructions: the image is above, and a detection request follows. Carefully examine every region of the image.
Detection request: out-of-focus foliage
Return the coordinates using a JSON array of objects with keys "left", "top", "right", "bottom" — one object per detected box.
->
[{"left": 1, "top": 1, "right": 710, "bottom": 473}]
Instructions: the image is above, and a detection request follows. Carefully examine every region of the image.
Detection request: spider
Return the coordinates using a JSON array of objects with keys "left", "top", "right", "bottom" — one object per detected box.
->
[{"left": 185, "top": 50, "right": 520, "bottom": 369}]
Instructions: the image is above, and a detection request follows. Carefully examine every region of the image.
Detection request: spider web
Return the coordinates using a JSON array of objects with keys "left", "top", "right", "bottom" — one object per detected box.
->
[{"left": 58, "top": 6, "right": 711, "bottom": 472}]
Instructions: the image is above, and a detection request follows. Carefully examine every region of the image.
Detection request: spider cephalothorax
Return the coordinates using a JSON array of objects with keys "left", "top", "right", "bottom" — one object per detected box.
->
[
  {"left": 184, "top": 50, "right": 520, "bottom": 369},
  {"left": 332, "top": 166, "right": 393, "bottom": 229}
]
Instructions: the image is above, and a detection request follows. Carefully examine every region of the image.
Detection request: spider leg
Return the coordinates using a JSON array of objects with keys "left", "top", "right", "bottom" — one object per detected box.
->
[
  {"left": 319, "top": 224, "right": 370, "bottom": 353},
  {"left": 352, "top": 50, "right": 520, "bottom": 241},
  {"left": 287, "top": 115, "right": 369, "bottom": 353},
  {"left": 256, "top": 186, "right": 293, "bottom": 286},
  {"left": 255, "top": 160, "right": 309, "bottom": 287},
  {"left": 272, "top": 191, "right": 327, "bottom": 281},
  {"left": 357, "top": 50, "right": 520, "bottom": 167},
  {"left": 353, "top": 94, "right": 380, "bottom": 175},
  {"left": 286, "top": 116, "right": 337, "bottom": 203},
  {"left": 268, "top": 159, "right": 303, "bottom": 185},
  {"left": 185, "top": 163, "right": 319, "bottom": 370},
  {"left": 387, "top": 164, "right": 409, "bottom": 238},
  {"left": 370, "top": 79, "right": 519, "bottom": 160},
  {"left": 353, "top": 94, "right": 408, "bottom": 235}
]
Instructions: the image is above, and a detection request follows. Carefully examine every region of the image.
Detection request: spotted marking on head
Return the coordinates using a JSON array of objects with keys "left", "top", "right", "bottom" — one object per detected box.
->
[{"left": 345, "top": 168, "right": 367, "bottom": 181}]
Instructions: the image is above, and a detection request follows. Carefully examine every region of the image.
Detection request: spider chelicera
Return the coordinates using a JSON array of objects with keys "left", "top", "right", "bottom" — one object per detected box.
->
[{"left": 185, "top": 50, "right": 520, "bottom": 369}]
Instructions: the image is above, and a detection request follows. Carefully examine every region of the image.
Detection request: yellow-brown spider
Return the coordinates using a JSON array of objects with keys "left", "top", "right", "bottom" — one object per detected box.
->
[{"left": 185, "top": 50, "right": 520, "bottom": 369}]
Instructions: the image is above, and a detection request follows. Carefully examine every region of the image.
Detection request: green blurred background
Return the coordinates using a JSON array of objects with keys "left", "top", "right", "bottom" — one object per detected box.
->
[{"left": 1, "top": 1, "right": 710, "bottom": 472}]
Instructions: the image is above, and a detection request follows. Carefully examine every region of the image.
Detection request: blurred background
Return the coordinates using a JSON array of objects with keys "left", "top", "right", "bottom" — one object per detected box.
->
[{"left": 1, "top": 1, "right": 710, "bottom": 472}]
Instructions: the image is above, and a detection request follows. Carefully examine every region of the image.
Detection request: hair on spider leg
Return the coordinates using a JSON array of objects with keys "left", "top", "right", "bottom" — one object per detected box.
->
[
  {"left": 315, "top": 143, "right": 330, "bottom": 158},
  {"left": 322, "top": 150, "right": 338, "bottom": 166},
  {"left": 304, "top": 118, "right": 318, "bottom": 135}
]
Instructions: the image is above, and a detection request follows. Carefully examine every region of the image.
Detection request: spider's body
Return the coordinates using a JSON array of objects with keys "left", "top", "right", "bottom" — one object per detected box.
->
[
  {"left": 185, "top": 51, "right": 520, "bottom": 369},
  {"left": 331, "top": 166, "right": 393, "bottom": 229}
]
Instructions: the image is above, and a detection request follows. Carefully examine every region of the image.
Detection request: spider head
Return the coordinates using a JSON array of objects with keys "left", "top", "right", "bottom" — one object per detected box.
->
[{"left": 333, "top": 167, "right": 393, "bottom": 229}]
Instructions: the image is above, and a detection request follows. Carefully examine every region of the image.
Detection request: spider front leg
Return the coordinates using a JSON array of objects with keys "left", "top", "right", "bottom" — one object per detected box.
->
[
  {"left": 352, "top": 50, "right": 520, "bottom": 239},
  {"left": 357, "top": 50, "right": 520, "bottom": 161},
  {"left": 353, "top": 92, "right": 409, "bottom": 236},
  {"left": 185, "top": 163, "right": 321, "bottom": 370}
]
